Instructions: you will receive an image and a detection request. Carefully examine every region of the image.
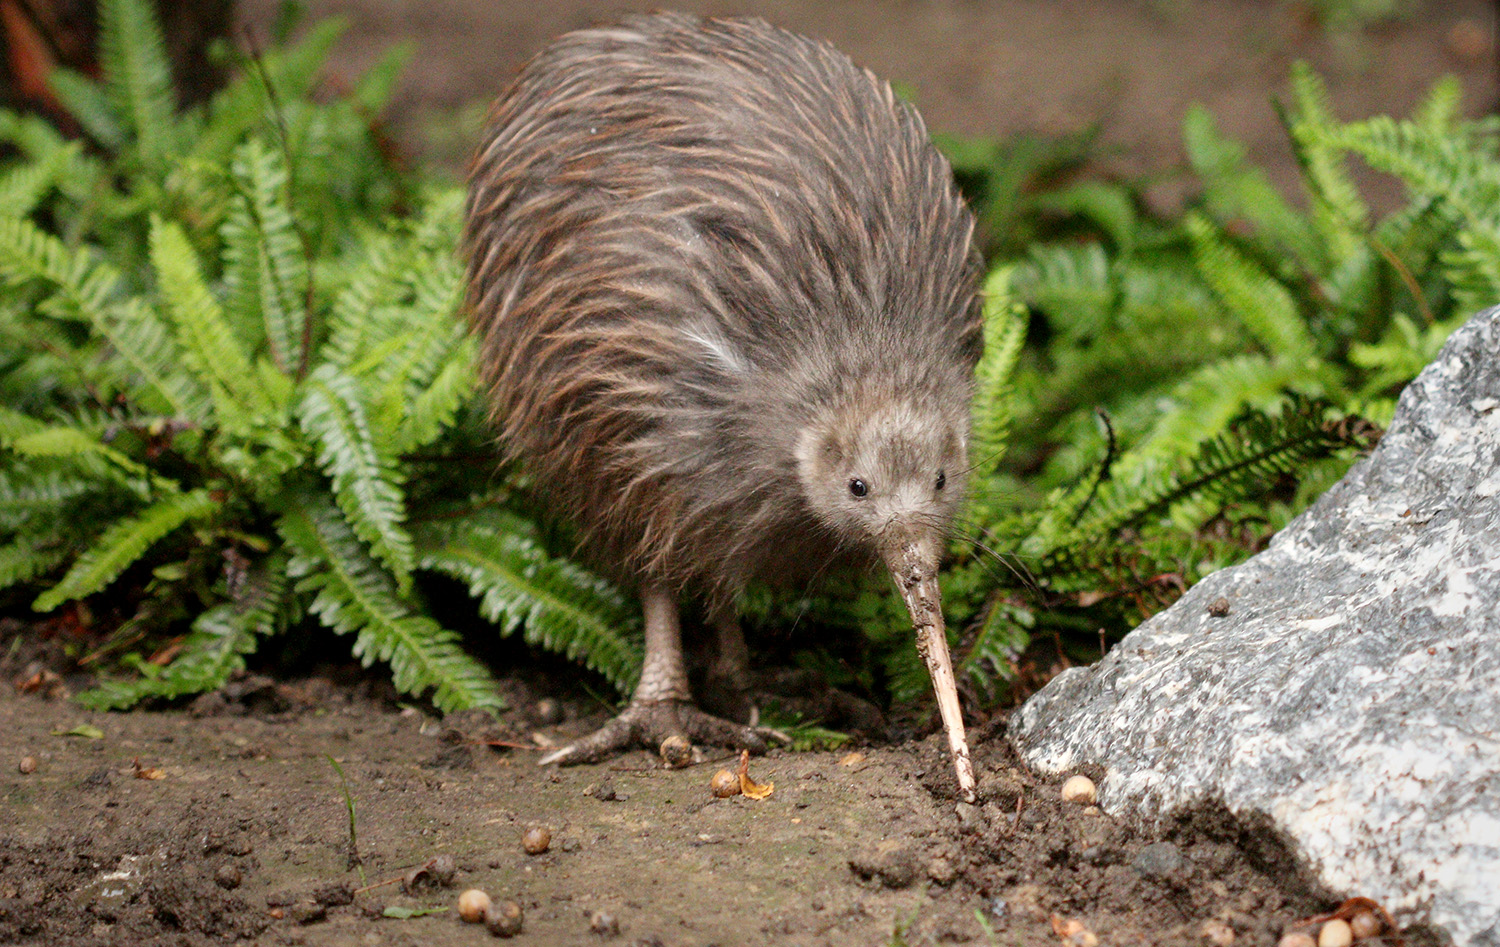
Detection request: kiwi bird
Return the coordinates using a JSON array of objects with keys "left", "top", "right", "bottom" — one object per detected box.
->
[{"left": 465, "top": 12, "right": 981, "bottom": 799}]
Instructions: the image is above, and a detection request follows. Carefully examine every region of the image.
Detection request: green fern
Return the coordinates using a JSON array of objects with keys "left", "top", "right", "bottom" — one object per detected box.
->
[
  {"left": 416, "top": 515, "right": 644, "bottom": 694},
  {"left": 97, "top": 0, "right": 179, "bottom": 172},
  {"left": 278, "top": 494, "right": 501, "bottom": 712},
  {"left": 34, "top": 488, "right": 219, "bottom": 611}
]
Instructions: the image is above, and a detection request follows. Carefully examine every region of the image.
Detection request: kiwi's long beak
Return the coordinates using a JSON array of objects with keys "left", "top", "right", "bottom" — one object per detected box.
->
[{"left": 884, "top": 526, "right": 977, "bottom": 804}]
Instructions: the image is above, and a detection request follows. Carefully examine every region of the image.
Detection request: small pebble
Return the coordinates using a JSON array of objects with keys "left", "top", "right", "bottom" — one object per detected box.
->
[
  {"left": 1277, "top": 933, "right": 1316, "bottom": 947},
  {"left": 458, "top": 888, "right": 492, "bottom": 923},
  {"left": 18, "top": 756, "right": 36, "bottom": 775},
  {"left": 1348, "top": 911, "right": 1382, "bottom": 940},
  {"left": 1060, "top": 775, "right": 1097, "bottom": 805},
  {"left": 1201, "top": 919, "right": 1235, "bottom": 946},
  {"left": 534, "top": 697, "right": 564, "bottom": 724},
  {"left": 486, "top": 900, "right": 524, "bottom": 937},
  {"left": 926, "top": 856, "right": 955, "bottom": 885},
  {"left": 659, "top": 734, "right": 692, "bottom": 768},
  {"left": 289, "top": 901, "right": 326, "bottom": 924},
  {"left": 710, "top": 769, "right": 741, "bottom": 798},
  {"left": 1318, "top": 919, "right": 1353, "bottom": 947},
  {"left": 214, "top": 865, "right": 243, "bottom": 890},
  {"left": 589, "top": 909, "right": 620, "bottom": 936},
  {"left": 523, "top": 826, "right": 552, "bottom": 855},
  {"left": 429, "top": 854, "right": 457, "bottom": 885},
  {"left": 560, "top": 837, "right": 582, "bottom": 853}
]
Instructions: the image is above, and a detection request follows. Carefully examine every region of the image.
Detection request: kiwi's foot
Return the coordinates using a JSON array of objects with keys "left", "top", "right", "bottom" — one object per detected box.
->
[{"left": 536, "top": 700, "right": 784, "bottom": 766}]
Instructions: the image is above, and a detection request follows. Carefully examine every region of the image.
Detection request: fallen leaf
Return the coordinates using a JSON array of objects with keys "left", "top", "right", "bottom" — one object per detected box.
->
[
  {"left": 131, "top": 758, "right": 166, "bottom": 780},
  {"left": 737, "top": 749, "right": 773, "bottom": 800},
  {"left": 52, "top": 724, "right": 104, "bottom": 739}
]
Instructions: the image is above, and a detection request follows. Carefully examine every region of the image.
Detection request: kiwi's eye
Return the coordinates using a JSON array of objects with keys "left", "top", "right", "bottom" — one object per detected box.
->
[
  {"left": 848, "top": 478, "right": 868, "bottom": 498},
  {"left": 935, "top": 470, "right": 947, "bottom": 491}
]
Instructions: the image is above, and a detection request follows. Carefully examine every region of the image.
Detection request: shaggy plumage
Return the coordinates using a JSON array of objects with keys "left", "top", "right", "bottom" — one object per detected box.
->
[{"left": 465, "top": 13, "right": 981, "bottom": 790}]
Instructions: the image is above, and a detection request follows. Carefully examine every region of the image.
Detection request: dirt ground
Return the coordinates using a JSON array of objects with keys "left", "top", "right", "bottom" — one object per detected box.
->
[
  {"left": 3, "top": 649, "right": 1340, "bottom": 947},
  {"left": 3, "top": 2, "right": 1493, "bottom": 946}
]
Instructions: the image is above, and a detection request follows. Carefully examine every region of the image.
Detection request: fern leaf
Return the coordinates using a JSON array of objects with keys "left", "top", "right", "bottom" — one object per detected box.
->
[
  {"left": 33, "top": 488, "right": 219, "bottom": 612},
  {"left": 296, "top": 364, "right": 414, "bottom": 585},
  {"left": 76, "top": 552, "right": 292, "bottom": 709},
  {"left": 1046, "top": 397, "right": 1360, "bottom": 567},
  {"left": 1183, "top": 104, "right": 1322, "bottom": 266},
  {"left": 46, "top": 69, "right": 126, "bottom": 148},
  {"left": 396, "top": 338, "right": 477, "bottom": 454},
  {"left": 0, "top": 216, "right": 121, "bottom": 323},
  {"left": 97, "top": 0, "right": 178, "bottom": 170},
  {"left": 190, "top": 17, "right": 349, "bottom": 165},
  {"left": 0, "top": 408, "right": 155, "bottom": 493},
  {"left": 277, "top": 494, "right": 501, "bottom": 712},
  {"left": 970, "top": 267, "right": 1027, "bottom": 484},
  {"left": 96, "top": 297, "right": 215, "bottom": 422},
  {"left": 148, "top": 215, "right": 269, "bottom": 429},
  {"left": 1285, "top": 62, "right": 1370, "bottom": 235},
  {"left": 0, "top": 141, "right": 80, "bottom": 218},
  {"left": 222, "top": 139, "right": 309, "bottom": 373},
  {"left": 1185, "top": 214, "right": 1314, "bottom": 361},
  {"left": 0, "top": 531, "right": 70, "bottom": 593},
  {"left": 416, "top": 517, "right": 643, "bottom": 694}
]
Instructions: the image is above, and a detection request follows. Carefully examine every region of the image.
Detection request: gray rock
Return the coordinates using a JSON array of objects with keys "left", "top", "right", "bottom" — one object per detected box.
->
[{"left": 1012, "top": 307, "right": 1500, "bottom": 947}]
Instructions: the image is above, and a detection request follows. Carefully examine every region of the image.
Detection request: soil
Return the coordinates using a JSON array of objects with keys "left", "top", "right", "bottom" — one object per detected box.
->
[
  {"left": 5, "top": 2, "right": 1492, "bottom": 946},
  {"left": 2, "top": 649, "right": 1335, "bottom": 947}
]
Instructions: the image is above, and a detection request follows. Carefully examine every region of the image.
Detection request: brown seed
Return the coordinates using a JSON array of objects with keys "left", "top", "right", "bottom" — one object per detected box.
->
[
  {"left": 458, "top": 888, "right": 492, "bottom": 924},
  {"left": 1060, "top": 775, "right": 1097, "bottom": 805},
  {"left": 710, "top": 768, "right": 741, "bottom": 798},
  {"left": 1318, "top": 919, "right": 1353, "bottom": 947},
  {"left": 659, "top": 734, "right": 692, "bottom": 768},
  {"left": 522, "top": 826, "right": 551, "bottom": 855},
  {"left": 1208, "top": 597, "right": 1231, "bottom": 617},
  {"left": 1277, "top": 934, "right": 1316, "bottom": 947},
  {"left": 18, "top": 756, "right": 36, "bottom": 774},
  {"left": 485, "top": 899, "right": 523, "bottom": 937},
  {"left": 1348, "top": 911, "right": 1383, "bottom": 940}
]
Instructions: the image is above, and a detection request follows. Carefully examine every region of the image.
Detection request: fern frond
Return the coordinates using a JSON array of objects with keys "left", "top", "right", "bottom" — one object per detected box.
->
[
  {"left": 1045, "top": 398, "right": 1361, "bottom": 572},
  {"left": 0, "top": 530, "right": 71, "bottom": 593},
  {"left": 296, "top": 364, "right": 414, "bottom": 585},
  {"left": 95, "top": 297, "right": 215, "bottom": 422},
  {"left": 0, "top": 408, "right": 155, "bottom": 493},
  {"left": 959, "top": 599, "right": 1032, "bottom": 698},
  {"left": 97, "top": 0, "right": 178, "bottom": 170},
  {"left": 1185, "top": 214, "right": 1315, "bottom": 361},
  {"left": 0, "top": 466, "right": 97, "bottom": 530},
  {"left": 416, "top": 515, "right": 643, "bottom": 694},
  {"left": 396, "top": 337, "right": 477, "bottom": 454},
  {"left": 1183, "top": 103, "right": 1323, "bottom": 267},
  {"left": 0, "top": 216, "right": 121, "bottom": 323},
  {"left": 148, "top": 215, "right": 269, "bottom": 430},
  {"left": 33, "top": 488, "right": 219, "bottom": 612},
  {"left": 278, "top": 494, "right": 501, "bottom": 712},
  {"left": 1017, "top": 242, "right": 1114, "bottom": 339},
  {"left": 1285, "top": 62, "right": 1370, "bottom": 239},
  {"left": 76, "top": 552, "right": 293, "bottom": 709},
  {"left": 970, "top": 267, "right": 1027, "bottom": 478},
  {"left": 0, "top": 141, "right": 80, "bottom": 217},
  {"left": 190, "top": 17, "right": 349, "bottom": 165},
  {"left": 222, "top": 139, "right": 309, "bottom": 373}
]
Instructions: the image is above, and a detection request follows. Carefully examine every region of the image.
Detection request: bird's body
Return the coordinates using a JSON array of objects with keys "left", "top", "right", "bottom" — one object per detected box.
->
[{"left": 466, "top": 13, "right": 981, "bottom": 795}]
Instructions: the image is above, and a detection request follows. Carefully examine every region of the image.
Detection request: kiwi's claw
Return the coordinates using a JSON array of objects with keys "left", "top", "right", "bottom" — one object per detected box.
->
[{"left": 537, "top": 700, "right": 781, "bottom": 766}]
